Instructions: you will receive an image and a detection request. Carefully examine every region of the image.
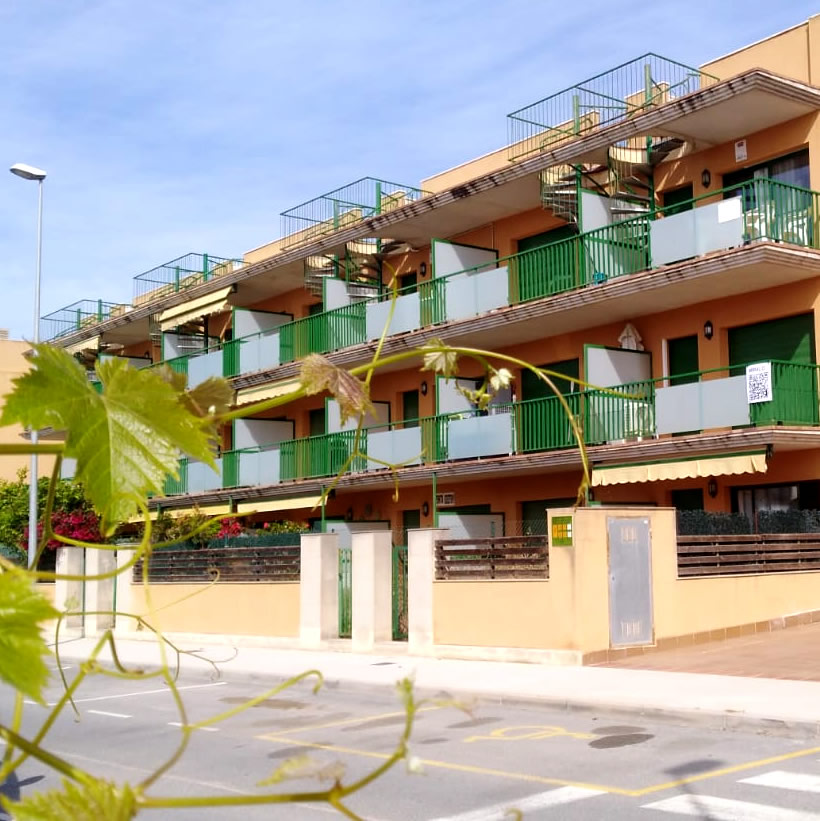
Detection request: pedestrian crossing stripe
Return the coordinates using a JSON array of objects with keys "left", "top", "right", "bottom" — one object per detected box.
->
[
  {"left": 740, "top": 770, "right": 820, "bottom": 793},
  {"left": 642, "top": 793, "right": 820, "bottom": 819}
]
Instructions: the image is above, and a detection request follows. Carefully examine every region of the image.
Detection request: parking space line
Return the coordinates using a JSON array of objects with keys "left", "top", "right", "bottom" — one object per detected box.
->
[
  {"left": 39, "top": 680, "right": 227, "bottom": 707},
  {"left": 426, "top": 786, "right": 606, "bottom": 820},
  {"left": 87, "top": 710, "right": 131, "bottom": 719}
]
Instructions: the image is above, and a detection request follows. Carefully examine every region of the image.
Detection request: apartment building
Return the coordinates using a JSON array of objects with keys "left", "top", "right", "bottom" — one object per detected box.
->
[{"left": 45, "top": 17, "right": 820, "bottom": 552}]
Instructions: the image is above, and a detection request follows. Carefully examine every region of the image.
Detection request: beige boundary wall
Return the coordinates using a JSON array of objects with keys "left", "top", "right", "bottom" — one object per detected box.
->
[
  {"left": 127, "top": 581, "right": 300, "bottom": 638},
  {"left": 429, "top": 507, "right": 820, "bottom": 660}
]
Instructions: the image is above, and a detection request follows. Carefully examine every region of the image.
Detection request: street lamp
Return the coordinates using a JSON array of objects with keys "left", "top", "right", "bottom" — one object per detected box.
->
[{"left": 10, "top": 163, "right": 47, "bottom": 569}]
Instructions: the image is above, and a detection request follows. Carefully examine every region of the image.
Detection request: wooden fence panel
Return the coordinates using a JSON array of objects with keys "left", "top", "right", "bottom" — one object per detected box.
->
[
  {"left": 133, "top": 546, "right": 300, "bottom": 583},
  {"left": 435, "top": 536, "right": 548, "bottom": 580}
]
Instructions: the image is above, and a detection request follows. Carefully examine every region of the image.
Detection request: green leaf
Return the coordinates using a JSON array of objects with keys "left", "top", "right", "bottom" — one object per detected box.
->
[
  {"left": 420, "top": 339, "right": 459, "bottom": 378},
  {"left": 0, "top": 573, "right": 58, "bottom": 703},
  {"left": 1, "top": 777, "right": 137, "bottom": 820},
  {"left": 0, "top": 345, "right": 219, "bottom": 532}
]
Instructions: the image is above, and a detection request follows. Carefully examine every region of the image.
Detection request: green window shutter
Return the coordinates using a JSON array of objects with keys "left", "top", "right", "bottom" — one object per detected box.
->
[
  {"left": 517, "top": 224, "right": 578, "bottom": 254},
  {"left": 668, "top": 335, "right": 699, "bottom": 385},
  {"left": 521, "top": 358, "right": 579, "bottom": 401},
  {"left": 729, "top": 313, "right": 815, "bottom": 367}
]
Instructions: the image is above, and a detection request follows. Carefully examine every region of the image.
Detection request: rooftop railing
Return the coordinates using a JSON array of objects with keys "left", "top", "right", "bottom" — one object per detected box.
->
[
  {"left": 132, "top": 253, "right": 246, "bottom": 305},
  {"left": 507, "top": 54, "right": 718, "bottom": 161},
  {"left": 280, "top": 177, "right": 429, "bottom": 250},
  {"left": 40, "top": 299, "right": 130, "bottom": 342}
]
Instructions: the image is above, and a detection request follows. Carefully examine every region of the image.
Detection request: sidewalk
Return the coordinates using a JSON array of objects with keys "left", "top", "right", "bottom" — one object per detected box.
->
[{"left": 53, "top": 633, "right": 820, "bottom": 740}]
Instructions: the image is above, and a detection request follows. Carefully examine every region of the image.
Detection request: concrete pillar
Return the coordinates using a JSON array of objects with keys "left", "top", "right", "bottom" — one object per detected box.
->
[
  {"left": 299, "top": 532, "right": 339, "bottom": 647},
  {"left": 113, "top": 548, "right": 138, "bottom": 633},
  {"left": 407, "top": 528, "right": 448, "bottom": 655},
  {"left": 54, "top": 547, "right": 85, "bottom": 634},
  {"left": 351, "top": 531, "right": 393, "bottom": 651},
  {"left": 84, "top": 548, "right": 117, "bottom": 636}
]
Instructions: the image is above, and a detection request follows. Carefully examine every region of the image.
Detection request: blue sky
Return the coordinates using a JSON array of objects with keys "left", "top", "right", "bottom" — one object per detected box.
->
[{"left": 0, "top": 0, "right": 815, "bottom": 339}]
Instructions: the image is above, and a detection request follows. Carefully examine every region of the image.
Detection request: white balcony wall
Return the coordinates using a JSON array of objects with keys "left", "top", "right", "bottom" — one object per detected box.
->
[
  {"left": 366, "top": 427, "right": 423, "bottom": 470},
  {"left": 365, "top": 291, "right": 421, "bottom": 340},
  {"left": 651, "top": 198, "right": 744, "bottom": 267},
  {"left": 432, "top": 240, "right": 497, "bottom": 277},
  {"left": 238, "top": 448, "right": 280, "bottom": 487},
  {"left": 61, "top": 458, "right": 77, "bottom": 480},
  {"left": 238, "top": 332, "right": 280, "bottom": 374},
  {"left": 187, "top": 458, "right": 223, "bottom": 493},
  {"left": 234, "top": 419, "right": 294, "bottom": 449},
  {"left": 447, "top": 413, "right": 513, "bottom": 460},
  {"left": 327, "top": 399, "right": 390, "bottom": 433},
  {"left": 187, "top": 349, "right": 223, "bottom": 387},
  {"left": 444, "top": 266, "right": 509, "bottom": 322},
  {"left": 656, "top": 376, "right": 750, "bottom": 434}
]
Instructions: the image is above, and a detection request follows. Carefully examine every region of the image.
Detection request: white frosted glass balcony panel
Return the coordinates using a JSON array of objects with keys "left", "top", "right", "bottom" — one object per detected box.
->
[
  {"left": 447, "top": 413, "right": 512, "bottom": 460},
  {"left": 187, "top": 349, "right": 223, "bottom": 387},
  {"left": 365, "top": 292, "right": 421, "bottom": 340},
  {"left": 61, "top": 458, "right": 77, "bottom": 480},
  {"left": 187, "top": 458, "right": 222, "bottom": 492},
  {"left": 238, "top": 448, "right": 280, "bottom": 487},
  {"left": 445, "top": 266, "right": 508, "bottom": 322},
  {"left": 656, "top": 376, "right": 749, "bottom": 434},
  {"left": 366, "top": 427, "right": 422, "bottom": 470},
  {"left": 238, "top": 331, "right": 280, "bottom": 375}
]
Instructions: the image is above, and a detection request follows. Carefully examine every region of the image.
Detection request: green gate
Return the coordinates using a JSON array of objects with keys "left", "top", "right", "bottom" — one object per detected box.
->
[
  {"left": 339, "top": 547, "right": 352, "bottom": 638},
  {"left": 392, "top": 544, "right": 408, "bottom": 641}
]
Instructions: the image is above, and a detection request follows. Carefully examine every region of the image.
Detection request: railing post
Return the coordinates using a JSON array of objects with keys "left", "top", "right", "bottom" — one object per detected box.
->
[
  {"left": 174, "top": 266, "right": 180, "bottom": 293},
  {"left": 407, "top": 528, "right": 448, "bottom": 655},
  {"left": 202, "top": 253, "right": 209, "bottom": 282}
]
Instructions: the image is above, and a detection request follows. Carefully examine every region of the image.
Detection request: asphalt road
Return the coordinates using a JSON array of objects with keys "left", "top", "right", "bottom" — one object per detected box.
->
[{"left": 3, "top": 659, "right": 820, "bottom": 820}]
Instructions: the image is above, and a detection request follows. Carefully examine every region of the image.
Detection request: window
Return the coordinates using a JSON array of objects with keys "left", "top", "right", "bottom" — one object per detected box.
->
[
  {"left": 671, "top": 488, "right": 704, "bottom": 511},
  {"left": 662, "top": 184, "right": 694, "bottom": 216},
  {"left": 399, "top": 272, "right": 418, "bottom": 295},
  {"left": 723, "top": 149, "right": 809, "bottom": 209},
  {"left": 733, "top": 480, "right": 820, "bottom": 520},
  {"left": 402, "top": 389, "right": 419, "bottom": 429},
  {"left": 308, "top": 302, "right": 323, "bottom": 316},
  {"left": 667, "top": 335, "right": 699, "bottom": 385},
  {"left": 309, "top": 408, "right": 326, "bottom": 437}
]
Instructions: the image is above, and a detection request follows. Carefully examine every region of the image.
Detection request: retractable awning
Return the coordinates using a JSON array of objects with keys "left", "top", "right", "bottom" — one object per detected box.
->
[
  {"left": 128, "top": 503, "right": 233, "bottom": 523},
  {"left": 591, "top": 452, "right": 767, "bottom": 487},
  {"left": 236, "top": 495, "right": 323, "bottom": 515},
  {"left": 63, "top": 335, "right": 100, "bottom": 355},
  {"left": 158, "top": 286, "right": 234, "bottom": 331},
  {"left": 235, "top": 379, "right": 301, "bottom": 406}
]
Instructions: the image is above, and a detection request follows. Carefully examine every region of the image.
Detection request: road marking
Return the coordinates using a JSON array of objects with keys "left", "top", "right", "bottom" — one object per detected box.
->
[
  {"left": 632, "top": 745, "right": 820, "bottom": 797},
  {"left": 168, "top": 722, "right": 219, "bottom": 732},
  {"left": 464, "top": 724, "right": 596, "bottom": 743},
  {"left": 741, "top": 770, "right": 820, "bottom": 793},
  {"left": 261, "top": 735, "right": 628, "bottom": 795},
  {"left": 426, "top": 786, "right": 606, "bottom": 820},
  {"left": 642, "top": 794, "right": 820, "bottom": 819},
  {"left": 87, "top": 710, "right": 131, "bottom": 719},
  {"left": 35, "top": 680, "right": 227, "bottom": 706},
  {"left": 258, "top": 705, "right": 440, "bottom": 737}
]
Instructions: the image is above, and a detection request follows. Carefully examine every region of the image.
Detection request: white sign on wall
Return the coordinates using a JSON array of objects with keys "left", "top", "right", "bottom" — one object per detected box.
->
[
  {"left": 734, "top": 139, "right": 748, "bottom": 163},
  {"left": 746, "top": 362, "right": 773, "bottom": 404}
]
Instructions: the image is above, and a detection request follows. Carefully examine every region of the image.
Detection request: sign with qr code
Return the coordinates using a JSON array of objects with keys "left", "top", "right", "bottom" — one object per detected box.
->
[{"left": 746, "top": 362, "right": 773, "bottom": 404}]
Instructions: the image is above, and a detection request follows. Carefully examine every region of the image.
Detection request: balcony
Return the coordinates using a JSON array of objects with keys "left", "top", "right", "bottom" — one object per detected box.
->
[
  {"left": 159, "top": 177, "right": 820, "bottom": 386},
  {"left": 159, "top": 360, "right": 819, "bottom": 497},
  {"left": 40, "top": 299, "right": 130, "bottom": 342},
  {"left": 132, "top": 253, "right": 246, "bottom": 306},
  {"left": 507, "top": 54, "right": 718, "bottom": 162}
]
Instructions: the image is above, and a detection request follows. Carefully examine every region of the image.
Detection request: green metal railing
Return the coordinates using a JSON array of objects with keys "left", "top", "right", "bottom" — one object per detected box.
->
[
  {"left": 280, "top": 177, "right": 429, "bottom": 250},
  {"left": 279, "top": 302, "right": 367, "bottom": 363},
  {"left": 132, "top": 253, "right": 246, "bottom": 304},
  {"left": 339, "top": 547, "right": 352, "bottom": 638},
  {"left": 40, "top": 299, "right": 130, "bottom": 342},
  {"left": 507, "top": 54, "right": 718, "bottom": 161},
  {"left": 159, "top": 359, "right": 819, "bottom": 497},
  {"left": 163, "top": 460, "right": 188, "bottom": 497},
  {"left": 161, "top": 338, "right": 241, "bottom": 380}
]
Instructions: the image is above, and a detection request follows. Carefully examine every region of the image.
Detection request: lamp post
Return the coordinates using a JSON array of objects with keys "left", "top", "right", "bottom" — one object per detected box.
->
[{"left": 10, "top": 163, "right": 47, "bottom": 569}]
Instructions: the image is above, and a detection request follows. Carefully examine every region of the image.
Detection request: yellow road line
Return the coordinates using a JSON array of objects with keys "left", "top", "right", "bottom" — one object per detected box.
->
[
  {"left": 259, "top": 735, "right": 632, "bottom": 796},
  {"left": 630, "top": 744, "right": 820, "bottom": 797},
  {"left": 256, "top": 705, "right": 439, "bottom": 737},
  {"left": 258, "top": 732, "right": 820, "bottom": 799}
]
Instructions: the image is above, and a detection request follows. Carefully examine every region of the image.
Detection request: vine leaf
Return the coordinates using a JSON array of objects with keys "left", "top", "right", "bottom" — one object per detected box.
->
[
  {"left": 420, "top": 339, "right": 459, "bottom": 378},
  {"left": 301, "top": 354, "right": 372, "bottom": 424},
  {"left": 0, "top": 345, "right": 219, "bottom": 533},
  {"left": 1, "top": 777, "right": 137, "bottom": 820},
  {"left": 0, "top": 574, "right": 58, "bottom": 703}
]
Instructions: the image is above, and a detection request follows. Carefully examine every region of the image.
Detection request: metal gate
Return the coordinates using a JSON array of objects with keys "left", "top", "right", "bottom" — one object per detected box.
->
[
  {"left": 339, "top": 547, "right": 352, "bottom": 638},
  {"left": 392, "top": 544, "right": 408, "bottom": 641},
  {"left": 607, "top": 517, "right": 653, "bottom": 647}
]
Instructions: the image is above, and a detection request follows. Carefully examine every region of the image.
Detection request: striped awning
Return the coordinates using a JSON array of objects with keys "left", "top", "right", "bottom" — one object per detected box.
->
[
  {"left": 158, "top": 286, "right": 234, "bottom": 331},
  {"left": 128, "top": 503, "right": 233, "bottom": 523},
  {"left": 236, "top": 495, "right": 323, "bottom": 515},
  {"left": 235, "top": 379, "right": 301, "bottom": 406},
  {"left": 63, "top": 335, "right": 100, "bottom": 355},
  {"left": 591, "top": 452, "right": 768, "bottom": 487}
]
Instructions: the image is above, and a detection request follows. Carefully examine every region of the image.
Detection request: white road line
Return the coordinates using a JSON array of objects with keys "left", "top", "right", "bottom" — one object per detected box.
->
[
  {"left": 642, "top": 794, "right": 820, "bottom": 820},
  {"left": 426, "top": 786, "right": 606, "bottom": 821},
  {"left": 87, "top": 709, "right": 132, "bottom": 719},
  {"left": 168, "top": 722, "right": 219, "bottom": 732},
  {"left": 741, "top": 770, "right": 820, "bottom": 793},
  {"left": 41, "top": 680, "right": 227, "bottom": 706}
]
